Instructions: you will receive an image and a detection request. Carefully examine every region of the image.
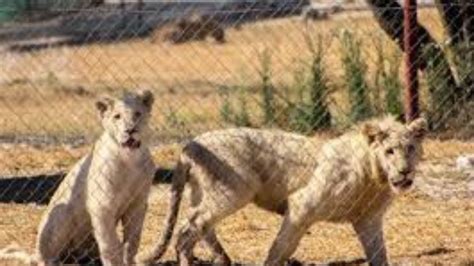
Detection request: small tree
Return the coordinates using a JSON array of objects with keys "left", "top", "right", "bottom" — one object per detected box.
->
[
  {"left": 340, "top": 30, "right": 372, "bottom": 122},
  {"left": 374, "top": 38, "right": 404, "bottom": 119},
  {"left": 366, "top": 0, "right": 473, "bottom": 129},
  {"left": 258, "top": 49, "right": 277, "bottom": 125},
  {"left": 219, "top": 85, "right": 252, "bottom": 127}
]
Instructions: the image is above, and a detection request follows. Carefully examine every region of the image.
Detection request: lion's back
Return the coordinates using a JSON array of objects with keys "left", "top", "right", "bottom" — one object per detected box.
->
[{"left": 185, "top": 128, "right": 320, "bottom": 203}]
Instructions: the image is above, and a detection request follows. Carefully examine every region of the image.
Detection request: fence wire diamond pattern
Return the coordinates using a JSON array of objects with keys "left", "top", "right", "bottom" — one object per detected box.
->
[{"left": 0, "top": 1, "right": 473, "bottom": 265}]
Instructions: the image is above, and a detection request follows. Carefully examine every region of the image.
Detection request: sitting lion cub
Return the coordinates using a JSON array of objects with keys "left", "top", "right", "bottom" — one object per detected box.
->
[
  {"left": 141, "top": 116, "right": 426, "bottom": 266},
  {"left": 1, "top": 90, "right": 155, "bottom": 266}
]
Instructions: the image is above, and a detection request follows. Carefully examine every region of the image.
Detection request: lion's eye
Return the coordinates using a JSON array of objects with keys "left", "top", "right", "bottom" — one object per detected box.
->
[
  {"left": 386, "top": 148, "right": 395, "bottom": 155},
  {"left": 407, "top": 144, "right": 416, "bottom": 153},
  {"left": 113, "top": 114, "right": 121, "bottom": 120}
]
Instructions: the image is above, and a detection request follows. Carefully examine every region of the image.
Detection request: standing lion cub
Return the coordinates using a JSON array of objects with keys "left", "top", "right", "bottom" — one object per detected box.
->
[
  {"left": 1, "top": 90, "right": 155, "bottom": 266},
  {"left": 141, "top": 116, "right": 427, "bottom": 266}
]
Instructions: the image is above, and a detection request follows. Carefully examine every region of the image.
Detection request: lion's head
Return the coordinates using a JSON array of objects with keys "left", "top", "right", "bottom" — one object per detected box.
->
[
  {"left": 95, "top": 90, "right": 154, "bottom": 149},
  {"left": 362, "top": 116, "right": 427, "bottom": 193}
]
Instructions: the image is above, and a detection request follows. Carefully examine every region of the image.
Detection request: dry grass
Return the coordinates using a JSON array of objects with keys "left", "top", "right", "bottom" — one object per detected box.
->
[
  {"left": 1, "top": 8, "right": 472, "bottom": 265},
  {"left": 1, "top": 136, "right": 473, "bottom": 176},
  {"left": 0, "top": 187, "right": 473, "bottom": 265},
  {"left": 0, "top": 139, "right": 472, "bottom": 265},
  {"left": 0, "top": 9, "right": 446, "bottom": 139}
]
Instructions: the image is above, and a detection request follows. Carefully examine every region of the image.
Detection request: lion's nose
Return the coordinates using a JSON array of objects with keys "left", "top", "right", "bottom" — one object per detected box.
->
[
  {"left": 126, "top": 128, "right": 137, "bottom": 135},
  {"left": 399, "top": 169, "right": 411, "bottom": 176}
]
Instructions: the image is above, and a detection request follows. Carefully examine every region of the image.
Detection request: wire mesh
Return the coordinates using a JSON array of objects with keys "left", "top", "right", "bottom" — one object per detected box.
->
[{"left": 0, "top": 1, "right": 473, "bottom": 265}]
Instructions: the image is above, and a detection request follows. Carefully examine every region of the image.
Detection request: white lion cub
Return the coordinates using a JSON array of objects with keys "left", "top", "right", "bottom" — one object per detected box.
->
[
  {"left": 141, "top": 116, "right": 427, "bottom": 266},
  {"left": 1, "top": 90, "right": 155, "bottom": 266}
]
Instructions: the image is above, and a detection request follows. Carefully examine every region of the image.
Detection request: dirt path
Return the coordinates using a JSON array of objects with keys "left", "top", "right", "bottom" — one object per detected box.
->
[{"left": 415, "top": 162, "right": 474, "bottom": 200}]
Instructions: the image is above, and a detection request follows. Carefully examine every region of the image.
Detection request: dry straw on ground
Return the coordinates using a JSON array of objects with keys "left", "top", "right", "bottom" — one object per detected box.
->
[
  {"left": 0, "top": 7, "right": 472, "bottom": 266},
  {"left": 0, "top": 10, "right": 444, "bottom": 139},
  {"left": 0, "top": 139, "right": 473, "bottom": 265}
]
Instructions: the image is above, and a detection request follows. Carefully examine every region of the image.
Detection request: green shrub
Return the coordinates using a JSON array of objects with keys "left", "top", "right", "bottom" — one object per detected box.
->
[
  {"left": 289, "top": 36, "right": 331, "bottom": 133},
  {"left": 423, "top": 43, "right": 456, "bottom": 128},
  {"left": 164, "top": 107, "right": 188, "bottom": 137},
  {"left": 340, "top": 30, "right": 372, "bottom": 122},
  {"left": 374, "top": 38, "right": 404, "bottom": 119},
  {"left": 219, "top": 85, "right": 252, "bottom": 127},
  {"left": 258, "top": 49, "right": 276, "bottom": 125}
]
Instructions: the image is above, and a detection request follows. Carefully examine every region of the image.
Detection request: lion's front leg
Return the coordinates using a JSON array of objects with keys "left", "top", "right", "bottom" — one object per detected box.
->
[
  {"left": 122, "top": 200, "right": 147, "bottom": 265},
  {"left": 352, "top": 216, "right": 388, "bottom": 266},
  {"left": 264, "top": 215, "right": 309, "bottom": 266},
  {"left": 264, "top": 185, "right": 320, "bottom": 266},
  {"left": 90, "top": 209, "right": 124, "bottom": 266}
]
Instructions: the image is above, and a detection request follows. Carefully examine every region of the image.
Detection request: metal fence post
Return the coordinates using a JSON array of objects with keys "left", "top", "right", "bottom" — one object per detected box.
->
[{"left": 404, "top": 0, "right": 420, "bottom": 121}]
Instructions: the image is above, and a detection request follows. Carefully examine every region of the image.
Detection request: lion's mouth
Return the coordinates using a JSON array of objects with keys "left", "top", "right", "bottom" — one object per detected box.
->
[
  {"left": 392, "top": 178, "right": 413, "bottom": 190},
  {"left": 122, "top": 137, "right": 141, "bottom": 149}
]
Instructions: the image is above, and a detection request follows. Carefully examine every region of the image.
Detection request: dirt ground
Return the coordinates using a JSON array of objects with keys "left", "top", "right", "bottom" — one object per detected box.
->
[
  {"left": 0, "top": 139, "right": 473, "bottom": 265},
  {"left": 0, "top": 186, "right": 473, "bottom": 265},
  {"left": 0, "top": 7, "right": 473, "bottom": 266}
]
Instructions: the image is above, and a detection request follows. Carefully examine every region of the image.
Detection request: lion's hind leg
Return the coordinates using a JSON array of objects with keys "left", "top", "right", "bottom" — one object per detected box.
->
[
  {"left": 0, "top": 243, "right": 37, "bottom": 265},
  {"left": 62, "top": 234, "right": 100, "bottom": 264},
  {"left": 187, "top": 180, "right": 231, "bottom": 265},
  {"left": 37, "top": 204, "right": 76, "bottom": 264},
  {"left": 203, "top": 229, "right": 231, "bottom": 266},
  {"left": 175, "top": 188, "right": 255, "bottom": 266}
]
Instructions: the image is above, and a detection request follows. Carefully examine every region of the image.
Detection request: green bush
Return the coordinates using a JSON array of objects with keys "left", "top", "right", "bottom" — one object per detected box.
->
[
  {"left": 374, "top": 38, "right": 404, "bottom": 119},
  {"left": 258, "top": 49, "right": 277, "bottom": 125},
  {"left": 423, "top": 43, "right": 456, "bottom": 128},
  {"left": 219, "top": 85, "right": 252, "bottom": 127},
  {"left": 289, "top": 36, "right": 331, "bottom": 133},
  {"left": 340, "top": 30, "right": 372, "bottom": 122},
  {"left": 164, "top": 107, "right": 188, "bottom": 138}
]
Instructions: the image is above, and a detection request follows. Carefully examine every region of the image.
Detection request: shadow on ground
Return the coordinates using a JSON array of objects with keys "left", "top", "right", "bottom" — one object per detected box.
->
[
  {"left": 416, "top": 247, "right": 455, "bottom": 258},
  {"left": 149, "top": 250, "right": 459, "bottom": 266},
  {"left": 287, "top": 258, "right": 366, "bottom": 266},
  {"left": 148, "top": 259, "right": 366, "bottom": 266},
  {"left": 0, "top": 168, "right": 173, "bottom": 205},
  {"left": 143, "top": 247, "right": 457, "bottom": 265}
]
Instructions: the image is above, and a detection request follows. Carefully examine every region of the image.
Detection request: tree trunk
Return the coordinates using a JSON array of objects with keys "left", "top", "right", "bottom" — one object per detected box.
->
[
  {"left": 437, "top": 1, "right": 473, "bottom": 101},
  {"left": 436, "top": 0, "right": 465, "bottom": 44},
  {"left": 460, "top": 1, "right": 474, "bottom": 101},
  {"left": 460, "top": 0, "right": 473, "bottom": 42},
  {"left": 366, "top": 0, "right": 434, "bottom": 68},
  {"left": 366, "top": 0, "right": 465, "bottom": 129}
]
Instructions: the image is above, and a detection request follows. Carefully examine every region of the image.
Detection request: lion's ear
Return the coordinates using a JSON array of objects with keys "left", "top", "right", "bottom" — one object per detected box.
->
[
  {"left": 407, "top": 117, "right": 427, "bottom": 139},
  {"left": 138, "top": 89, "right": 154, "bottom": 111},
  {"left": 361, "top": 122, "right": 386, "bottom": 144},
  {"left": 95, "top": 96, "right": 114, "bottom": 117}
]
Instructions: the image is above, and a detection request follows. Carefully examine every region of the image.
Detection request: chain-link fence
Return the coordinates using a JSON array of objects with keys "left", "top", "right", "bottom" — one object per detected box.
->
[{"left": 0, "top": 1, "right": 473, "bottom": 265}]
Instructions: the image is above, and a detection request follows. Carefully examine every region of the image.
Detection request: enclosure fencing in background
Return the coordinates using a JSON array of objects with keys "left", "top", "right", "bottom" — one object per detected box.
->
[{"left": 0, "top": 0, "right": 473, "bottom": 264}]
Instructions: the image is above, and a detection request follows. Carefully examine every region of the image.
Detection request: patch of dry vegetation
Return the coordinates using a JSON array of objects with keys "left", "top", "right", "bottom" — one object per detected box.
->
[
  {"left": 0, "top": 8, "right": 472, "bottom": 265},
  {"left": 0, "top": 9, "right": 446, "bottom": 139},
  {"left": 1, "top": 137, "right": 472, "bottom": 176},
  {"left": 1, "top": 188, "right": 472, "bottom": 265}
]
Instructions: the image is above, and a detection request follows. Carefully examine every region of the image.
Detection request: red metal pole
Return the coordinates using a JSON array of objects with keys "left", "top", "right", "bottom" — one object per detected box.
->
[{"left": 404, "top": 0, "right": 420, "bottom": 122}]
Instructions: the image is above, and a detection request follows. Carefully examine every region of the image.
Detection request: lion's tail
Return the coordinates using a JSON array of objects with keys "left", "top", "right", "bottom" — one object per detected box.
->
[
  {"left": 140, "top": 156, "right": 191, "bottom": 264},
  {"left": 0, "top": 243, "right": 37, "bottom": 265}
]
